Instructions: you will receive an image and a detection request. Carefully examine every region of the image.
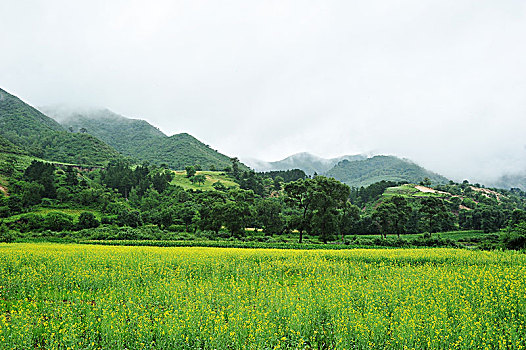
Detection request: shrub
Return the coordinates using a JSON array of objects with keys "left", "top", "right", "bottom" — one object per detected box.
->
[
  {"left": 503, "top": 234, "right": 526, "bottom": 250},
  {"left": 0, "top": 222, "right": 15, "bottom": 243},
  {"left": 17, "top": 213, "right": 45, "bottom": 232},
  {"left": 44, "top": 212, "right": 75, "bottom": 231},
  {"left": 167, "top": 224, "right": 186, "bottom": 232},
  {"left": 117, "top": 209, "right": 143, "bottom": 228},
  {"left": 101, "top": 215, "right": 117, "bottom": 225},
  {"left": 502, "top": 221, "right": 526, "bottom": 250},
  {"left": 77, "top": 212, "right": 100, "bottom": 229}
]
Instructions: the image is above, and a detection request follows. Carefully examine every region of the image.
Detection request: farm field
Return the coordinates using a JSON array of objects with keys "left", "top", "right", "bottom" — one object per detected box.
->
[
  {"left": 171, "top": 170, "right": 239, "bottom": 191},
  {"left": 0, "top": 244, "right": 525, "bottom": 349}
]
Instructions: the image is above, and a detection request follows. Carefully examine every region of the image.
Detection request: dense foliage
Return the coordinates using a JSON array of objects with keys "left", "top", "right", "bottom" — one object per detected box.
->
[
  {"left": 0, "top": 135, "right": 24, "bottom": 155},
  {"left": 1, "top": 155, "right": 525, "bottom": 250}
]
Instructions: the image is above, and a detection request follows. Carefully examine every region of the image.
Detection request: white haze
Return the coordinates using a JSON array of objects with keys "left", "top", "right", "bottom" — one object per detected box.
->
[{"left": 1, "top": 0, "right": 526, "bottom": 183}]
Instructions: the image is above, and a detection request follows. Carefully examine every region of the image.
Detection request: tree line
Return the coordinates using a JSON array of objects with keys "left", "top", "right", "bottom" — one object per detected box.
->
[{"left": 1, "top": 159, "right": 526, "bottom": 245}]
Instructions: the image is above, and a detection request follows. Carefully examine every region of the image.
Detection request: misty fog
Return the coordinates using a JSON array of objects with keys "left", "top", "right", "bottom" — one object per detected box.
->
[{"left": 1, "top": 0, "right": 526, "bottom": 183}]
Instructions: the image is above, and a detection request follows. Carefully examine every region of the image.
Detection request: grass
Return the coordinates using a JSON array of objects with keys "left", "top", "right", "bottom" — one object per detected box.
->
[
  {"left": 171, "top": 170, "right": 239, "bottom": 191},
  {"left": 383, "top": 184, "right": 447, "bottom": 198},
  {"left": 0, "top": 244, "right": 525, "bottom": 349},
  {"left": 7, "top": 207, "right": 103, "bottom": 221}
]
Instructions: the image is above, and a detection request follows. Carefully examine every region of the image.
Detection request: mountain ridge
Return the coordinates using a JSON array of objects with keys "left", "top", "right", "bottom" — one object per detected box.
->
[
  {"left": 41, "top": 106, "right": 249, "bottom": 171},
  {"left": 0, "top": 88, "right": 119, "bottom": 166},
  {"left": 325, "top": 155, "right": 450, "bottom": 188}
]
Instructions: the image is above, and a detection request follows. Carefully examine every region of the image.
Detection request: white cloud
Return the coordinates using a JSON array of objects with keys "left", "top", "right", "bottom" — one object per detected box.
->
[{"left": 1, "top": 0, "right": 526, "bottom": 182}]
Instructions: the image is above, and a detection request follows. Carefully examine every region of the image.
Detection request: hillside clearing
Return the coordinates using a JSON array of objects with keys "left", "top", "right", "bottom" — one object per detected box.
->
[{"left": 171, "top": 170, "right": 239, "bottom": 190}]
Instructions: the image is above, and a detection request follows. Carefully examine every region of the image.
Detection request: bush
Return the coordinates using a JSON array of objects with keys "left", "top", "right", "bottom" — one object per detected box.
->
[
  {"left": 77, "top": 212, "right": 100, "bottom": 229},
  {"left": 167, "top": 224, "right": 186, "bottom": 232},
  {"left": 78, "top": 225, "right": 168, "bottom": 241},
  {"left": 101, "top": 215, "right": 117, "bottom": 225},
  {"left": 117, "top": 209, "right": 143, "bottom": 228},
  {"left": 44, "top": 212, "right": 75, "bottom": 231},
  {"left": 17, "top": 213, "right": 45, "bottom": 232},
  {"left": 503, "top": 234, "right": 526, "bottom": 250},
  {"left": 503, "top": 221, "right": 526, "bottom": 250},
  {"left": 0, "top": 222, "right": 15, "bottom": 243}
]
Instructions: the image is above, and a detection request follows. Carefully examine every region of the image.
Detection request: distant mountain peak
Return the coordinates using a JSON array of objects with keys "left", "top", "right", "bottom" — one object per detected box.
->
[
  {"left": 243, "top": 152, "right": 366, "bottom": 174},
  {"left": 325, "top": 155, "right": 449, "bottom": 187}
]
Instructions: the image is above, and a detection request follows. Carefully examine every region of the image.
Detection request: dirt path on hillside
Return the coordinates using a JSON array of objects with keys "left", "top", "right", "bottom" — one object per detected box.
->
[
  {"left": 0, "top": 185, "right": 7, "bottom": 196},
  {"left": 414, "top": 185, "right": 449, "bottom": 195}
]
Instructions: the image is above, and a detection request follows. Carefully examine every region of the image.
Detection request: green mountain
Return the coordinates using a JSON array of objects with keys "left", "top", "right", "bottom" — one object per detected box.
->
[
  {"left": 41, "top": 107, "right": 247, "bottom": 170},
  {"left": 245, "top": 152, "right": 366, "bottom": 174},
  {"left": 0, "top": 88, "right": 119, "bottom": 165},
  {"left": 325, "top": 155, "right": 449, "bottom": 188}
]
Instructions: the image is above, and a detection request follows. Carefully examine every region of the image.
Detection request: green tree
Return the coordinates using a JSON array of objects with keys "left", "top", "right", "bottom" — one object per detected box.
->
[
  {"left": 420, "top": 177, "right": 432, "bottom": 187},
  {"left": 310, "top": 176, "right": 351, "bottom": 243},
  {"left": 19, "top": 181, "right": 44, "bottom": 207},
  {"left": 372, "top": 202, "right": 396, "bottom": 238},
  {"left": 419, "top": 197, "right": 450, "bottom": 233},
  {"left": 273, "top": 176, "right": 284, "bottom": 191},
  {"left": 389, "top": 196, "right": 412, "bottom": 237},
  {"left": 117, "top": 209, "right": 143, "bottom": 228},
  {"left": 222, "top": 202, "right": 250, "bottom": 237},
  {"left": 190, "top": 174, "right": 206, "bottom": 186},
  {"left": 256, "top": 198, "right": 284, "bottom": 235},
  {"left": 230, "top": 157, "right": 240, "bottom": 178},
  {"left": 338, "top": 202, "right": 361, "bottom": 241},
  {"left": 185, "top": 166, "right": 196, "bottom": 178},
  {"left": 101, "top": 160, "right": 134, "bottom": 199},
  {"left": 212, "top": 181, "right": 227, "bottom": 191},
  {"left": 64, "top": 167, "right": 79, "bottom": 186},
  {"left": 56, "top": 187, "right": 71, "bottom": 203},
  {"left": 23, "top": 160, "right": 56, "bottom": 198},
  {"left": 178, "top": 203, "right": 198, "bottom": 232},
  {"left": 197, "top": 191, "right": 226, "bottom": 235},
  {"left": 151, "top": 170, "right": 173, "bottom": 193},
  {"left": 0, "top": 156, "right": 17, "bottom": 176},
  {"left": 284, "top": 178, "right": 316, "bottom": 243}
]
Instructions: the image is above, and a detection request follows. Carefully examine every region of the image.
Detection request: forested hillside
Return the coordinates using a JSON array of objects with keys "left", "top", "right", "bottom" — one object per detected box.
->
[
  {"left": 0, "top": 135, "right": 25, "bottom": 155},
  {"left": 0, "top": 89, "right": 119, "bottom": 165},
  {"left": 326, "top": 155, "right": 449, "bottom": 187},
  {"left": 42, "top": 107, "right": 249, "bottom": 171}
]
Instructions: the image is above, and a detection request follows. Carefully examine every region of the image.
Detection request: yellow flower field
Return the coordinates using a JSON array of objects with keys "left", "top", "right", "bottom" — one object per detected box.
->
[{"left": 0, "top": 244, "right": 525, "bottom": 349}]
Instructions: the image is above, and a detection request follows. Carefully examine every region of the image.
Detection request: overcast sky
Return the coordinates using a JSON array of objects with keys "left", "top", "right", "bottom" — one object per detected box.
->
[{"left": 1, "top": 0, "right": 526, "bottom": 182}]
